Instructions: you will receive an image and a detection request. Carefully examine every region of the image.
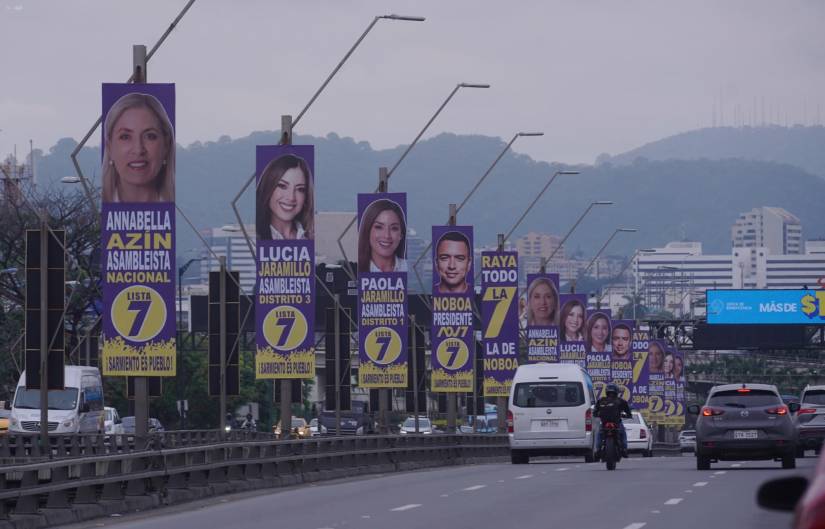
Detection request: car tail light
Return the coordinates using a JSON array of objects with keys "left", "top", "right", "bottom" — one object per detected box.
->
[
  {"left": 585, "top": 408, "right": 592, "bottom": 432},
  {"left": 798, "top": 408, "right": 817, "bottom": 415},
  {"left": 640, "top": 428, "right": 647, "bottom": 439},
  {"left": 766, "top": 406, "right": 789, "bottom": 416},
  {"left": 507, "top": 409, "right": 514, "bottom": 433},
  {"left": 702, "top": 407, "right": 725, "bottom": 417}
]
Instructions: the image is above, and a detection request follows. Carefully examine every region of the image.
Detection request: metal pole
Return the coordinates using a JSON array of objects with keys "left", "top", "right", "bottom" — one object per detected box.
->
[
  {"left": 39, "top": 221, "right": 49, "bottom": 449},
  {"left": 446, "top": 204, "right": 457, "bottom": 434},
  {"left": 411, "top": 313, "right": 419, "bottom": 434},
  {"left": 219, "top": 256, "right": 227, "bottom": 436},
  {"left": 334, "top": 294, "right": 341, "bottom": 437},
  {"left": 84, "top": 327, "right": 91, "bottom": 367},
  {"left": 378, "top": 169, "right": 390, "bottom": 433},
  {"left": 539, "top": 201, "right": 612, "bottom": 273},
  {"left": 132, "top": 44, "right": 149, "bottom": 442},
  {"left": 494, "top": 234, "right": 507, "bottom": 433},
  {"left": 178, "top": 265, "right": 184, "bottom": 429},
  {"left": 279, "top": 115, "right": 293, "bottom": 439}
]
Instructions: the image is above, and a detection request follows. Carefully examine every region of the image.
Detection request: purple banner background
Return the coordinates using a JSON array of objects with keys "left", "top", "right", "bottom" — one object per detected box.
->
[
  {"left": 525, "top": 273, "right": 560, "bottom": 363},
  {"left": 255, "top": 145, "right": 315, "bottom": 379},
  {"left": 431, "top": 226, "right": 474, "bottom": 393},
  {"left": 101, "top": 84, "right": 176, "bottom": 377},
  {"left": 558, "top": 294, "right": 587, "bottom": 369},
  {"left": 481, "top": 251, "right": 519, "bottom": 397},
  {"left": 357, "top": 193, "right": 408, "bottom": 388}
]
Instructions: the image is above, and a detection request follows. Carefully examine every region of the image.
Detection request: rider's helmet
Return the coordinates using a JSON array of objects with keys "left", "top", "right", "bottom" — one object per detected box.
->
[{"left": 605, "top": 384, "right": 619, "bottom": 396}]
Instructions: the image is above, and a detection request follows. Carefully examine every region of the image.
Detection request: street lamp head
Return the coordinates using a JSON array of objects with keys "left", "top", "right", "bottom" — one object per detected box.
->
[
  {"left": 60, "top": 176, "right": 81, "bottom": 184},
  {"left": 593, "top": 200, "right": 613, "bottom": 206},
  {"left": 639, "top": 248, "right": 656, "bottom": 253},
  {"left": 517, "top": 132, "right": 544, "bottom": 137},
  {"left": 221, "top": 224, "right": 242, "bottom": 233},
  {"left": 618, "top": 228, "right": 638, "bottom": 233},
  {"left": 382, "top": 14, "right": 426, "bottom": 21},
  {"left": 559, "top": 170, "right": 580, "bottom": 175},
  {"left": 459, "top": 83, "right": 491, "bottom": 89}
]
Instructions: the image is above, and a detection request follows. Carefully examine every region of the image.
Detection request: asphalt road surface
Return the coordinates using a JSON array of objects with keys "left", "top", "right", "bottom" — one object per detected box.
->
[{"left": 67, "top": 454, "right": 815, "bottom": 529}]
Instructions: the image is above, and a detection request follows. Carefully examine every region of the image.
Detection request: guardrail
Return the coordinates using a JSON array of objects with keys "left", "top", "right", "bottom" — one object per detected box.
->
[
  {"left": 0, "top": 434, "right": 508, "bottom": 528},
  {"left": 0, "top": 430, "right": 274, "bottom": 463}
]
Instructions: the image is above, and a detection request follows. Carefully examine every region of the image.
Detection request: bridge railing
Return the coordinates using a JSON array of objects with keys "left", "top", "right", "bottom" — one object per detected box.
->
[{"left": 0, "top": 434, "right": 508, "bottom": 526}]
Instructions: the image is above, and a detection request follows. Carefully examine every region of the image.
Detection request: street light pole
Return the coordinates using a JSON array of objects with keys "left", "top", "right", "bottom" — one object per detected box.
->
[
  {"left": 177, "top": 257, "right": 200, "bottom": 430},
  {"left": 337, "top": 82, "right": 492, "bottom": 270},
  {"left": 539, "top": 201, "right": 613, "bottom": 273},
  {"left": 581, "top": 228, "right": 638, "bottom": 278},
  {"left": 501, "top": 169, "right": 578, "bottom": 245}
]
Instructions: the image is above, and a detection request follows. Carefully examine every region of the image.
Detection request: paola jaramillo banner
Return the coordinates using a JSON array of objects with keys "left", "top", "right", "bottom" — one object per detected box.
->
[
  {"left": 481, "top": 251, "right": 518, "bottom": 397},
  {"left": 584, "top": 309, "right": 612, "bottom": 396},
  {"left": 524, "top": 273, "right": 560, "bottom": 363},
  {"left": 101, "top": 84, "right": 176, "bottom": 377},
  {"left": 431, "top": 226, "right": 474, "bottom": 393},
  {"left": 254, "top": 145, "right": 315, "bottom": 379},
  {"left": 357, "top": 193, "right": 408, "bottom": 388}
]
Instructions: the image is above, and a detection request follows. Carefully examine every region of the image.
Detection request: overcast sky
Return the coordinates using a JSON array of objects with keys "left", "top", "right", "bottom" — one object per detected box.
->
[{"left": 2, "top": 0, "right": 824, "bottom": 165}]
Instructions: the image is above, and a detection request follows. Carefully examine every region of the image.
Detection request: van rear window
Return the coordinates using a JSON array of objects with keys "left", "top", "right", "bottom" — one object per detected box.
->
[{"left": 513, "top": 382, "right": 584, "bottom": 408}]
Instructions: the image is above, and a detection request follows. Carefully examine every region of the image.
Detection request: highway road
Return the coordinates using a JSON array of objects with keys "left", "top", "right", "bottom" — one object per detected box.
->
[{"left": 67, "top": 454, "right": 814, "bottom": 529}]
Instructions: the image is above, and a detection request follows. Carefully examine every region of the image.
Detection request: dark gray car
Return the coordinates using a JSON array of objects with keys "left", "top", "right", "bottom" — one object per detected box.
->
[{"left": 690, "top": 383, "right": 799, "bottom": 470}]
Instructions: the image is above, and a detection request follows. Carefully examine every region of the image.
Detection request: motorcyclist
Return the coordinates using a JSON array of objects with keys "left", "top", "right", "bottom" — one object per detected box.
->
[
  {"left": 593, "top": 384, "right": 632, "bottom": 458},
  {"left": 241, "top": 413, "right": 257, "bottom": 431}
]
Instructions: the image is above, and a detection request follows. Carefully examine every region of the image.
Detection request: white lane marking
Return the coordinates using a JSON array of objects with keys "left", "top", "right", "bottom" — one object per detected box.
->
[
  {"left": 731, "top": 463, "right": 741, "bottom": 467},
  {"left": 462, "top": 485, "right": 486, "bottom": 491},
  {"left": 623, "top": 524, "right": 647, "bottom": 529},
  {"left": 440, "top": 494, "right": 449, "bottom": 498},
  {"left": 556, "top": 467, "right": 570, "bottom": 472},
  {"left": 651, "top": 510, "right": 661, "bottom": 514},
  {"left": 514, "top": 474, "right": 534, "bottom": 480},
  {"left": 361, "top": 515, "right": 371, "bottom": 519},
  {"left": 391, "top": 504, "right": 422, "bottom": 512},
  {"left": 497, "top": 480, "right": 505, "bottom": 483},
  {"left": 714, "top": 471, "right": 727, "bottom": 475},
  {"left": 685, "top": 490, "right": 693, "bottom": 493},
  {"left": 693, "top": 481, "right": 708, "bottom": 487},
  {"left": 664, "top": 498, "right": 683, "bottom": 505}
]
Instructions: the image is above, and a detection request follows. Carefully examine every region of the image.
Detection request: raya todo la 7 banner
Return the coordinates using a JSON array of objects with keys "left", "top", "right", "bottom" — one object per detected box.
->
[
  {"left": 558, "top": 294, "right": 587, "bottom": 369},
  {"left": 481, "top": 251, "right": 519, "bottom": 397},
  {"left": 431, "top": 226, "right": 474, "bottom": 393},
  {"left": 524, "top": 273, "right": 560, "bottom": 363},
  {"left": 101, "top": 83, "right": 176, "bottom": 377},
  {"left": 628, "top": 327, "right": 651, "bottom": 411},
  {"left": 254, "top": 145, "right": 315, "bottom": 379},
  {"left": 357, "top": 193, "right": 408, "bottom": 388}
]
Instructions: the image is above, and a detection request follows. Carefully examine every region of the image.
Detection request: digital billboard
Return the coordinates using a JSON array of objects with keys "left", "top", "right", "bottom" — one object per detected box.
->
[{"left": 707, "top": 289, "right": 825, "bottom": 325}]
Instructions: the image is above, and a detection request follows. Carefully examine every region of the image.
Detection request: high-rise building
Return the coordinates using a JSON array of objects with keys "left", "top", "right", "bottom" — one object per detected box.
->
[
  {"left": 731, "top": 207, "right": 802, "bottom": 255},
  {"left": 199, "top": 225, "right": 257, "bottom": 294},
  {"left": 516, "top": 232, "right": 563, "bottom": 259}
]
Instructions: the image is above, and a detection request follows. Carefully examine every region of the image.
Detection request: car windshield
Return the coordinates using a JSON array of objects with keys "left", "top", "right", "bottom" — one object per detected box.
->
[
  {"left": 513, "top": 382, "right": 584, "bottom": 408},
  {"left": 803, "top": 390, "right": 825, "bottom": 406},
  {"left": 122, "top": 417, "right": 135, "bottom": 428},
  {"left": 105, "top": 409, "right": 113, "bottom": 421},
  {"left": 310, "top": 418, "right": 318, "bottom": 427},
  {"left": 625, "top": 414, "right": 641, "bottom": 424},
  {"left": 14, "top": 388, "right": 79, "bottom": 410},
  {"left": 291, "top": 418, "right": 305, "bottom": 428},
  {"left": 680, "top": 430, "right": 695, "bottom": 437},
  {"left": 403, "top": 418, "right": 430, "bottom": 428},
  {"left": 708, "top": 389, "right": 781, "bottom": 407}
]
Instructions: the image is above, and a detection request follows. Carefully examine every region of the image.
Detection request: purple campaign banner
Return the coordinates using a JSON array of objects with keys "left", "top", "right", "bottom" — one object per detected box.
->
[
  {"left": 357, "top": 193, "right": 408, "bottom": 388},
  {"left": 646, "top": 339, "right": 668, "bottom": 422},
  {"left": 431, "top": 226, "right": 474, "bottom": 393},
  {"left": 254, "top": 145, "right": 315, "bottom": 379},
  {"left": 481, "top": 251, "right": 519, "bottom": 397},
  {"left": 607, "top": 319, "right": 635, "bottom": 400},
  {"left": 558, "top": 294, "right": 587, "bottom": 369},
  {"left": 584, "top": 309, "right": 612, "bottom": 397},
  {"left": 100, "top": 83, "right": 176, "bottom": 377},
  {"left": 525, "top": 273, "right": 560, "bottom": 363},
  {"left": 629, "top": 328, "right": 651, "bottom": 411}
]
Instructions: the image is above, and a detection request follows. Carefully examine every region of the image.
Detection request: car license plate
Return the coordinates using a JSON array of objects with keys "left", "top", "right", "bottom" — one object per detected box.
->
[
  {"left": 734, "top": 430, "right": 758, "bottom": 440},
  {"left": 533, "top": 419, "right": 563, "bottom": 431}
]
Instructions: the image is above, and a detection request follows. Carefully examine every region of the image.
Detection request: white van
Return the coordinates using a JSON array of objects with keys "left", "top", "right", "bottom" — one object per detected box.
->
[
  {"left": 8, "top": 366, "right": 105, "bottom": 434},
  {"left": 507, "top": 363, "right": 597, "bottom": 464}
]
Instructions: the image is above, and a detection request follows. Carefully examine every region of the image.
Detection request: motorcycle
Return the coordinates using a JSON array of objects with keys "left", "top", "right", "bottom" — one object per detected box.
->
[{"left": 601, "top": 421, "right": 623, "bottom": 471}]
